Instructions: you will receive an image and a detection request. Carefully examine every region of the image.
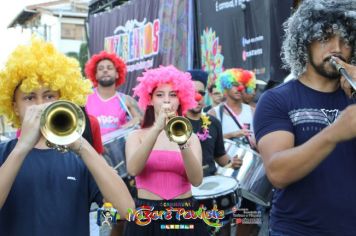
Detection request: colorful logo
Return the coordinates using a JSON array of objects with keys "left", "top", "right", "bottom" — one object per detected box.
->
[
  {"left": 200, "top": 27, "right": 224, "bottom": 85},
  {"left": 104, "top": 18, "right": 160, "bottom": 63},
  {"left": 126, "top": 204, "right": 225, "bottom": 227}
]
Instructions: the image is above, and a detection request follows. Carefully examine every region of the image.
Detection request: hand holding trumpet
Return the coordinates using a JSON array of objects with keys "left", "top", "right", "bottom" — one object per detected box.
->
[
  {"left": 152, "top": 103, "right": 176, "bottom": 131},
  {"left": 152, "top": 103, "right": 193, "bottom": 144}
]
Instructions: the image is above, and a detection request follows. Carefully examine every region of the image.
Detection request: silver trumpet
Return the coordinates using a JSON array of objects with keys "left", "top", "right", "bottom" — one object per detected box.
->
[{"left": 40, "top": 100, "right": 85, "bottom": 152}]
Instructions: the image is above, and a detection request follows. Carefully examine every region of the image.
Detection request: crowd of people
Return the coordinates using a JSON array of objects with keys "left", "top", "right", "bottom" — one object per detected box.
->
[{"left": 0, "top": 0, "right": 355, "bottom": 236}]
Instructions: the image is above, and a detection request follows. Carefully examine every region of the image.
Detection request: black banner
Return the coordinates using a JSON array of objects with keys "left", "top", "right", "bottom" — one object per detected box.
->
[
  {"left": 196, "top": 0, "right": 293, "bottom": 84},
  {"left": 88, "top": 0, "right": 193, "bottom": 95}
]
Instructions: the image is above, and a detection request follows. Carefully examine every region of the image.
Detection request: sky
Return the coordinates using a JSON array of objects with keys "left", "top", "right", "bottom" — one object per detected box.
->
[{"left": 0, "top": 0, "right": 47, "bottom": 68}]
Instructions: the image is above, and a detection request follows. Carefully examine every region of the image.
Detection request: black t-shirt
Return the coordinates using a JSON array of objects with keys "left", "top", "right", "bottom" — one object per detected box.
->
[
  {"left": 188, "top": 115, "right": 226, "bottom": 176},
  {"left": 202, "top": 105, "right": 212, "bottom": 113}
]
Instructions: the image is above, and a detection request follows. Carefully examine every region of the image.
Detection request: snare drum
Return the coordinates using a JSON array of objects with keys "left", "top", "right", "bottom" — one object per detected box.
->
[
  {"left": 217, "top": 139, "right": 274, "bottom": 207},
  {"left": 102, "top": 127, "right": 135, "bottom": 178},
  {"left": 192, "top": 176, "right": 239, "bottom": 215}
]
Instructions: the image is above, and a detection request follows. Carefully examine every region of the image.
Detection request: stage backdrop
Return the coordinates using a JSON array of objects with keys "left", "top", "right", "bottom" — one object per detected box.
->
[
  {"left": 196, "top": 0, "right": 293, "bottom": 85},
  {"left": 88, "top": 0, "right": 193, "bottom": 95}
]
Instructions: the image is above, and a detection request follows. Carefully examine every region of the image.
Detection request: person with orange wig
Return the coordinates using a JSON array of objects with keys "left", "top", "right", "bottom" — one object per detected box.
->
[{"left": 85, "top": 51, "right": 143, "bottom": 135}]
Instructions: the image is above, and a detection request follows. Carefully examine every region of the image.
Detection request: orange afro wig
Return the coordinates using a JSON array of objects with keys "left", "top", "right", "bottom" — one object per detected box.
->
[{"left": 85, "top": 51, "right": 127, "bottom": 88}]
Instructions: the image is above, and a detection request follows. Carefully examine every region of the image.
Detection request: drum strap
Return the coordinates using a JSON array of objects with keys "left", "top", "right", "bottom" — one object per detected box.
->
[
  {"left": 116, "top": 92, "right": 133, "bottom": 121},
  {"left": 222, "top": 104, "right": 254, "bottom": 149}
]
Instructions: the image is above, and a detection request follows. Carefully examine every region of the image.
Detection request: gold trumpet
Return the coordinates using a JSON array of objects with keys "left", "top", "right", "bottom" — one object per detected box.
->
[
  {"left": 40, "top": 100, "right": 85, "bottom": 152},
  {"left": 165, "top": 116, "right": 192, "bottom": 145}
]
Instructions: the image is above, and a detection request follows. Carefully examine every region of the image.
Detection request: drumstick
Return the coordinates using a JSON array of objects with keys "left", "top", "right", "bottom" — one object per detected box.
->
[
  {"left": 113, "top": 161, "right": 125, "bottom": 170},
  {"left": 202, "top": 165, "right": 209, "bottom": 170}
]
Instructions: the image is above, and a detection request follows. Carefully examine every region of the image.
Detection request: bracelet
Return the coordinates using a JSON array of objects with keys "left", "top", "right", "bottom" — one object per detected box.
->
[
  {"left": 179, "top": 142, "right": 190, "bottom": 150},
  {"left": 73, "top": 137, "right": 83, "bottom": 154}
]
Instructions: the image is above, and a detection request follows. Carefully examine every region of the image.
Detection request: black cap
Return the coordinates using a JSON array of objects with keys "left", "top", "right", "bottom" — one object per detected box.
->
[{"left": 187, "top": 69, "right": 208, "bottom": 88}]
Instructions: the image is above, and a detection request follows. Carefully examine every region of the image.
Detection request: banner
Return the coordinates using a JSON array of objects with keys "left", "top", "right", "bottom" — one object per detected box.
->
[
  {"left": 88, "top": 0, "right": 193, "bottom": 94},
  {"left": 196, "top": 0, "right": 293, "bottom": 85}
]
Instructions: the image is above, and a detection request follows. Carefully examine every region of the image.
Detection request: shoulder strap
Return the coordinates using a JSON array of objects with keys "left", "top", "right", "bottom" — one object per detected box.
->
[
  {"left": 223, "top": 104, "right": 243, "bottom": 129},
  {"left": 116, "top": 92, "right": 133, "bottom": 120},
  {"left": 223, "top": 104, "right": 253, "bottom": 149},
  {"left": 219, "top": 104, "right": 224, "bottom": 127}
]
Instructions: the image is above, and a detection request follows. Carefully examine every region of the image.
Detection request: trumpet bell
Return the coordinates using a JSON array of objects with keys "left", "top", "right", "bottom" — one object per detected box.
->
[
  {"left": 165, "top": 116, "right": 193, "bottom": 144},
  {"left": 40, "top": 100, "right": 85, "bottom": 146}
]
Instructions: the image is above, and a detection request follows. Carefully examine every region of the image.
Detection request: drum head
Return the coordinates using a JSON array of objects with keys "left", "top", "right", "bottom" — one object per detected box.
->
[{"left": 192, "top": 176, "right": 238, "bottom": 199}]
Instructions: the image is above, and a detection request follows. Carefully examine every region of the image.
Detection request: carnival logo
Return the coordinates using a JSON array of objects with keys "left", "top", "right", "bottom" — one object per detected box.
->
[
  {"left": 104, "top": 18, "right": 160, "bottom": 63},
  {"left": 126, "top": 204, "right": 225, "bottom": 227}
]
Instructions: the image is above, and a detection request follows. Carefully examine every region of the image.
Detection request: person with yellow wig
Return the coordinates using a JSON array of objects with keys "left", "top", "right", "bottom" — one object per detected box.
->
[{"left": 0, "top": 37, "right": 134, "bottom": 236}]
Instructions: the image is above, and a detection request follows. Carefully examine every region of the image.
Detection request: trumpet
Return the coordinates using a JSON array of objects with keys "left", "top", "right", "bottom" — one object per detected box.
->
[
  {"left": 165, "top": 116, "right": 193, "bottom": 145},
  {"left": 40, "top": 100, "right": 85, "bottom": 152}
]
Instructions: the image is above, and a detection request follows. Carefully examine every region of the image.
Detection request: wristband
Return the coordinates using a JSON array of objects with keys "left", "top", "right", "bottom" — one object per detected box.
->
[{"left": 179, "top": 142, "right": 190, "bottom": 150}]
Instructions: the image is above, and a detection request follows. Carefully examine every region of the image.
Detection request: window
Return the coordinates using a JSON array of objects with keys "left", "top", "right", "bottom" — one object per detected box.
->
[{"left": 61, "top": 23, "right": 85, "bottom": 40}]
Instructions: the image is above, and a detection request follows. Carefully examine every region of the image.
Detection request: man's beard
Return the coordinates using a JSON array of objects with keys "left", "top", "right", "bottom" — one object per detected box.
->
[
  {"left": 98, "top": 77, "right": 116, "bottom": 87},
  {"left": 189, "top": 107, "right": 202, "bottom": 115},
  {"left": 309, "top": 54, "right": 341, "bottom": 81}
]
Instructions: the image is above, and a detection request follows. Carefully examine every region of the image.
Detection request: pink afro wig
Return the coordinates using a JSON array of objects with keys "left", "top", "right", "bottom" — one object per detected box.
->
[
  {"left": 85, "top": 51, "right": 127, "bottom": 88},
  {"left": 133, "top": 65, "right": 197, "bottom": 115}
]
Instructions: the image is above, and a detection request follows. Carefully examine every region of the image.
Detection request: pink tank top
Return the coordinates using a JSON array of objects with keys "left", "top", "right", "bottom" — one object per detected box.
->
[
  {"left": 135, "top": 150, "right": 191, "bottom": 200},
  {"left": 86, "top": 89, "right": 127, "bottom": 135}
]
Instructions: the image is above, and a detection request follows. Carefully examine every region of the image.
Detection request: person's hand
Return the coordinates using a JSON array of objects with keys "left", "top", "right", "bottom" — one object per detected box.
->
[
  {"left": 331, "top": 57, "right": 356, "bottom": 98},
  {"left": 330, "top": 104, "right": 356, "bottom": 142},
  {"left": 18, "top": 104, "right": 49, "bottom": 150},
  {"left": 231, "top": 129, "right": 250, "bottom": 138},
  {"left": 231, "top": 155, "right": 243, "bottom": 169},
  {"left": 152, "top": 103, "right": 175, "bottom": 131}
]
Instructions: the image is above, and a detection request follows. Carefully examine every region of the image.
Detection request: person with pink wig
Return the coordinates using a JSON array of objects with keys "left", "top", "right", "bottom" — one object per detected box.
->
[
  {"left": 85, "top": 51, "right": 143, "bottom": 136},
  {"left": 124, "top": 65, "right": 208, "bottom": 235}
]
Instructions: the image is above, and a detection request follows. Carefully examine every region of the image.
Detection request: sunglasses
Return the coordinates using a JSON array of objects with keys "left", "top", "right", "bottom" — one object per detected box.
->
[{"left": 197, "top": 91, "right": 206, "bottom": 96}]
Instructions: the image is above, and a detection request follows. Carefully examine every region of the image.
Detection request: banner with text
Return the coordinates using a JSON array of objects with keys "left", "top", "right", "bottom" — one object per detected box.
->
[
  {"left": 88, "top": 0, "right": 193, "bottom": 94},
  {"left": 196, "top": 0, "right": 293, "bottom": 85}
]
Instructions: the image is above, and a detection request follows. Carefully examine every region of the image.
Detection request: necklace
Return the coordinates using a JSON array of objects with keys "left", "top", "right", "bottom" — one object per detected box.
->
[{"left": 196, "top": 114, "right": 211, "bottom": 141}]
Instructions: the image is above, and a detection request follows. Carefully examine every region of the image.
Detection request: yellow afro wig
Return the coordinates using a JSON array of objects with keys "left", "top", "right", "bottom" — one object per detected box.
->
[{"left": 0, "top": 37, "right": 93, "bottom": 128}]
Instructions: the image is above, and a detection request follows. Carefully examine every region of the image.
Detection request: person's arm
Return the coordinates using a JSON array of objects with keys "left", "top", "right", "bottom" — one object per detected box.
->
[
  {"left": 208, "top": 107, "right": 250, "bottom": 139},
  {"left": 223, "top": 130, "right": 250, "bottom": 140},
  {"left": 257, "top": 105, "right": 356, "bottom": 189},
  {"left": 179, "top": 134, "right": 203, "bottom": 187},
  {"left": 71, "top": 138, "right": 134, "bottom": 217},
  {"left": 0, "top": 104, "right": 45, "bottom": 208},
  {"left": 259, "top": 129, "right": 334, "bottom": 189},
  {"left": 121, "top": 95, "right": 143, "bottom": 128},
  {"left": 125, "top": 127, "right": 161, "bottom": 176},
  {"left": 0, "top": 142, "right": 32, "bottom": 208},
  {"left": 125, "top": 102, "right": 170, "bottom": 176},
  {"left": 212, "top": 115, "right": 242, "bottom": 169},
  {"left": 215, "top": 154, "right": 242, "bottom": 169}
]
